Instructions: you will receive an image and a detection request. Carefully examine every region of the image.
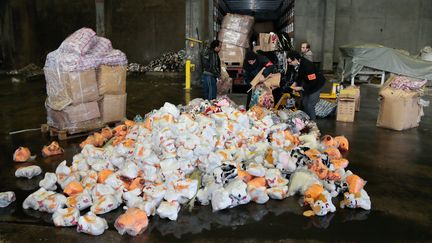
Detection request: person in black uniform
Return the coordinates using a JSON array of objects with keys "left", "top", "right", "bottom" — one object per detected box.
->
[
  {"left": 243, "top": 51, "right": 276, "bottom": 109},
  {"left": 286, "top": 51, "right": 325, "bottom": 120}
]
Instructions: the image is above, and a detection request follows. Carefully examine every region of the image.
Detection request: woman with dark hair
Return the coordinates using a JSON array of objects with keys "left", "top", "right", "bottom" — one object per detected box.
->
[
  {"left": 201, "top": 40, "right": 221, "bottom": 100},
  {"left": 286, "top": 50, "right": 325, "bottom": 120},
  {"left": 243, "top": 51, "right": 276, "bottom": 109}
]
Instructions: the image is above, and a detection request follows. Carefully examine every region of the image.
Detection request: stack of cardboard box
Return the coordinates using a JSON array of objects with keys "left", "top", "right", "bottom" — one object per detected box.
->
[
  {"left": 44, "top": 28, "right": 127, "bottom": 134},
  {"left": 336, "top": 88, "right": 359, "bottom": 122},
  {"left": 218, "top": 13, "right": 254, "bottom": 66}
]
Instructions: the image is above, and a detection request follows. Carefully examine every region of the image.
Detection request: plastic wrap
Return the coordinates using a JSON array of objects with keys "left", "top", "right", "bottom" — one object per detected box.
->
[
  {"left": 218, "top": 29, "right": 250, "bottom": 48},
  {"left": 46, "top": 104, "right": 104, "bottom": 133},
  {"left": 377, "top": 76, "right": 423, "bottom": 131},
  {"left": 99, "top": 94, "right": 127, "bottom": 123},
  {"left": 221, "top": 13, "right": 254, "bottom": 35},
  {"left": 44, "top": 28, "right": 128, "bottom": 133},
  {"left": 97, "top": 65, "right": 127, "bottom": 95}
]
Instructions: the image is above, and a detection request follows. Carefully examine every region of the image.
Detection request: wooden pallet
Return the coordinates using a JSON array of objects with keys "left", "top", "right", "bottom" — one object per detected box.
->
[
  {"left": 224, "top": 61, "right": 243, "bottom": 68},
  {"left": 41, "top": 121, "right": 122, "bottom": 141}
]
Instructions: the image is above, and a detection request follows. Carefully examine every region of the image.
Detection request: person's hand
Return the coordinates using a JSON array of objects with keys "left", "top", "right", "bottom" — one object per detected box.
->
[{"left": 291, "top": 86, "right": 303, "bottom": 91}]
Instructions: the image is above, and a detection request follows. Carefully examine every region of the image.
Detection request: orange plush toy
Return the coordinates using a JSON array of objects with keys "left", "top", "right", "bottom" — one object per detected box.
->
[
  {"left": 114, "top": 207, "right": 148, "bottom": 236},
  {"left": 334, "top": 136, "right": 349, "bottom": 152},
  {"left": 13, "top": 147, "right": 34, "bottom": 162},
  {"left": 42, "top": 141, "right": 64, "bottom": 157}
]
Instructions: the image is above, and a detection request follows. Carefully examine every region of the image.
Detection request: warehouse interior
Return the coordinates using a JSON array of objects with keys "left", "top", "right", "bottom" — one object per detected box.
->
[{"left": 0, "top": 0, "right": 431, "bottom": 241}]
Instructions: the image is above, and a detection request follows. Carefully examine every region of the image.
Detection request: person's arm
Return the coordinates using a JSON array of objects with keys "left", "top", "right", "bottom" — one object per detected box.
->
[{"left": 243, "top": 70, "right": 252, "bottom": 85}]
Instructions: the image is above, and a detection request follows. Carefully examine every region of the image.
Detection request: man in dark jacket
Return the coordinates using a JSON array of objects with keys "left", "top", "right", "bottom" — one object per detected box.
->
[
  {"left": 201, "top": 40, "right": 221, "bottom": 100},
  {"left": 287, "top": 51, "right": 325, "bottom": 120},
  {"left": 243, "top": 51, "right": 276, "bottom": 109}
]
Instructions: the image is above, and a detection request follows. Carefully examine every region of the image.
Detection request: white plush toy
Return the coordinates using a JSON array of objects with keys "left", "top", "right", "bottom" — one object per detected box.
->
[
  {"left": 39, "top": 172, "right": 57, "bottom": 191},
  {"left": 225, "top": 179, "right": 250, "bottom": 207},
  {"left": 66, "top": 190, "right": 93, "bottom": 211},
  {"left": 287, "top": 168, "right": 321, "bottom": 196},
  {"left": 340, "top": 189, "right": 371, "bottom": 210},
  {"left": 276, "top": 151, "right": 297, "bottom": 174},
  {"left": 53, "top": 207, "right": 80, "bottom": 227},
  {"left": 248, "top": 186, "right": 269, "bottom": 204},
  {"left": 157, "top": 201, "right": 180, "bottom": 221},
  {"left": 39, "top": 193, "right": 67, "bottom": 213},
  {"left": 15, "top": 165, "right": 42, "bottom": 179},
  {"left": 309, "top": 190, "right": 336, "bottom": 216},
  {"left": 91, "top": 194, "right": 121, "bottom": 214},
  {"left": 266, "top": 186, "right": 288, "bottom": 200},
  {"left": 0, "top": 191, "right": 15, "bottom": 207},
  {"left": 77, "top": 212, "right": 108, "bottom": 235},
  {"left": 246, "top": 163, "right": 266, "bottom": 177},
  {"left": 211, "top": 188, "right": 231, "bottom": 211},
  {"left": 23, "top": 188, "right": 54, "bottom": 210},
  {"left": 265, "top": 168, "right": 289, "bottom": 188}
]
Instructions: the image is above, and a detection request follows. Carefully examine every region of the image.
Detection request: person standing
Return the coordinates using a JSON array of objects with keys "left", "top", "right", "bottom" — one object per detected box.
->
[
  {"left": 300, "top": 42, "right": 313, "bottom": 62},
  {"left": 201, "top": 40, "right": 221, "bottom": 100},
  {"left": 287, "top": 51, "right": 325, "bottom": 120},
  {"left": 243, "top": 51, "right": 276, "bottom": 109}
]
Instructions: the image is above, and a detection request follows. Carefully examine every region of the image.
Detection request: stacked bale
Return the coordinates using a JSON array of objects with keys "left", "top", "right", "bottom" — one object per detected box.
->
[
  {"left": 44, "top": 28, "right": 128, "bottom": 133},
  {"left": 218, "top": 14, "right": 254, "bottom": 66}
]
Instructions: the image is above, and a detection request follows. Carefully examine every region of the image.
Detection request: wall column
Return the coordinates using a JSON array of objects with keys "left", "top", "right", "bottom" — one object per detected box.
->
[
  {"left": 185, "top": 0, "right": 207, "bottom": 85},
  {"left": 322, "top": 0, "right": 336, "bottom": 71}
]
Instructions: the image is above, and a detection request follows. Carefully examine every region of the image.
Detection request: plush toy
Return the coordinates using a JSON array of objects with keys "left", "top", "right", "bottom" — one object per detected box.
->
[
  {"left": 63, "top": 181, "right": 84, "bottom": 196},
  {"left": 340, "top": 189, "right": 371, "bottom": 210},
  {"left": 13, "top": 147, "right": 35, "bottom": 162},
  {"left": 42, "top": 141, "right": 64, "bottom": 157},
  {"left": 90, "top": 194, "right": 121, "bottom": 214},
  {"left": 302, "top": 183, "right": 336, "bottom": 217},
  {"left": 114, "top": 207, "right": 149, "bottom": 236},
  {"left": 15, "top": 165, "right": 42, "bottom": 179},
  {"left": 39, "top": 172, "right": 57, "bottom": 191},
  {"left": 287, "top": 168, "right": 320, "bottom": 197},
  {"left": 53, "top": 207, "right": 80, "bottom": 227},
  {"left": 157, "top": 201, "right": 180, "bottom": 220},
  {"left": 299, "top": 134, "right": 320, "bottom": 150},
  {"left": 225, "top": 179, "right": 250, "bottom": 207},
  {"left": 276, "top": 151, "right": 297, "bottom": 174},
  {"left": 321, "top": 135, "right": 338, "bottom": 148},
  {"left": 77, "top": 212, "right": 108, "bottom": 235},
  {"left": 66, "top": 190, "right": 93, "bottom": 211},
  {"left": 0, "top": 191, "right": 15, "bottom": 207},
  {"left": 334, "top": 136, "right": 349, "bottom": 152}
]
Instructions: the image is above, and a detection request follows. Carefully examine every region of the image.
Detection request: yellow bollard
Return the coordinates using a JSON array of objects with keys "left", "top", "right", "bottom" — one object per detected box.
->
[{"left": 185, "top": 60, "right": 191, "bottom": 90}]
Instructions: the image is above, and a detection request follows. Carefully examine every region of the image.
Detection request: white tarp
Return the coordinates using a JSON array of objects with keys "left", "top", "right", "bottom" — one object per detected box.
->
[{"left": 338, "top": 44, "right": 432, "bottom": 81}]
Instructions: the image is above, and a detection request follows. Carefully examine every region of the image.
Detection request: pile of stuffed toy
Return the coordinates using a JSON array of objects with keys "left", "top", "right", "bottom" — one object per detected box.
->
[{"left": 6, "top": 96, "right": 371, "bottom": 236}]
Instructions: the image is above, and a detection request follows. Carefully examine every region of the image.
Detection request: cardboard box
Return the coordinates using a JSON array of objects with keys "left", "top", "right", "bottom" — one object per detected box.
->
[
  {"left": 46, "top": 102, "right": 103, "bottom": 133},
  {"left": 344, "top": 86, "right": 361, "bottom": 111},
  {"left": 67, "top": 69, "right": 100, "bottom": 105},
  {"left": 97, "top": 65, "right": 127, "bottom": 95},
  {"left": 221, "top": 13, "right": 254, "bottom": 35},
  {"left": 258, "top": 33, "right": 277, "bottom": 51},
  {"left": 63, "top": 101, "right": 101, "bottom": 123},
  {"left": 99, "top": 94, "right": 127, "bottom": 123},
  {"left": 376, "top": 87, "right": 422, "bottom": 131},
  {"left": 219, "top": 43, "right": 245, "bottom": 66},
  {"left": 336, "top": 93, "right": 356, "bottom": 122},
  {"left": 218, "top": 28, "right": 250, "bottom": 48},
  {"left": 44, "top": 68, "right": 73, "bottom": 110}
]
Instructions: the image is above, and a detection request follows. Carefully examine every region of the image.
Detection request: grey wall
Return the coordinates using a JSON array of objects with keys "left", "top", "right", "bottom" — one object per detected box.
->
[
  {"left": 106, "top": 0, "right": 185, "bottom": 64},
  {"left": 295, "top": 0, "right": 432, "bottom": 66},
  {"left": 0, "top": 0, "right": 185, "bottom": 69}
]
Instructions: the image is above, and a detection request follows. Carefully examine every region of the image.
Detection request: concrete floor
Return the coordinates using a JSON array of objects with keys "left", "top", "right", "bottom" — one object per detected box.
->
[{"left": 0, "top": 74, "right": 431, "bottom": 242}]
